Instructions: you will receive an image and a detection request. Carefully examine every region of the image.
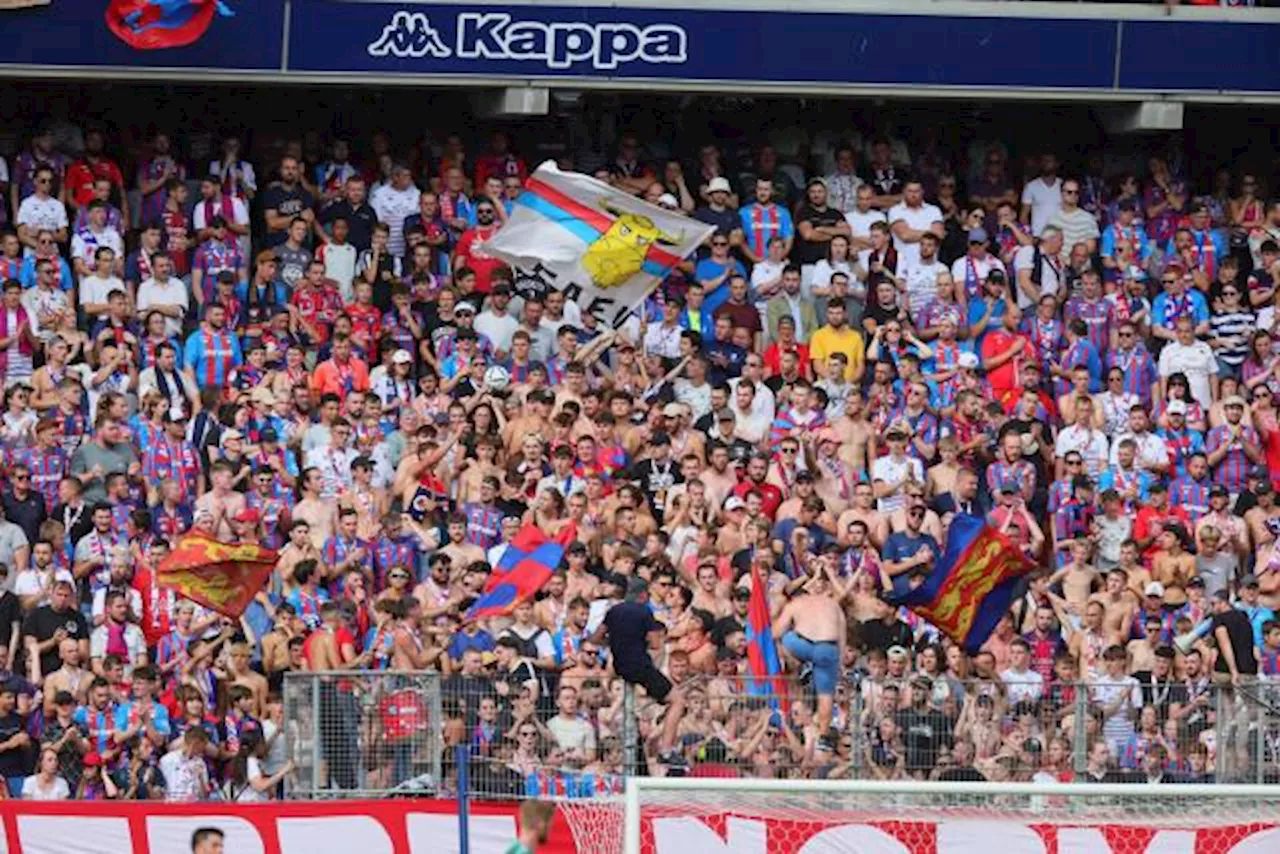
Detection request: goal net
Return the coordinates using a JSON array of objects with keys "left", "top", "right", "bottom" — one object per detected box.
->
[{"left": 559, "top": 778, "right": 1280, "bottom": 854}]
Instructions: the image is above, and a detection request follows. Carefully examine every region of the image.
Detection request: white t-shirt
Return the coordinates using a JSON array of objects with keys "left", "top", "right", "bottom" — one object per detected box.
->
[
  {"left": 870, "top": 454, "right": 924, "bottom": 513},
  {"left": 886, "top": 202, "right": 943, "bottom": 268},
  {"left": 191, "top": 195, "right": 251, "bottom": 232},
  {"left": 950, "top": 254, "right": 1006, "bottom": 296},
  {"left": 78, "top": 274, "right": 126, "bottom": 309},
  {"left": 1054, "top": 425, "right": 1110, "bottom": 478},
  {"left": 371, "top": 185, "right": 422, "bottom": 256},
  {"left": 1013, "top": 245, "right": 1064, "bottom": 309},
  {"left": 900, "top": 258, "right": 946, "bottom": 320},
  {"left": 1020, "top": 177, "right": 1063, "bottom": 236},
  {"left": 317, "top": 242, "right": 358, "bottom": 303},
  {"left": 13, "top": 567, "right": 74, "bottom": 606},
  {"left": 1157, "top": 341, "right": 1218, "bottom": 409},
  {"left": 16, "top": 196, "right": 68, "bottom": 251},
  {"left": 70, "top": 228, "right": 124, "bottom": 268},
  {"left": 844, "top": 207, "right": 886, "bottom": 240},
  {"left": 21, "top": 775, "right": 70, "bottom": 801},
  {"left": 136, "top": 277, "right": 190, "bottom": 338},
  {"left": 1000, "top": 667, "right": 1045, "bottom": 705},
  {"left": 474, "top": 310, "right": 519, "bottom": 354}
]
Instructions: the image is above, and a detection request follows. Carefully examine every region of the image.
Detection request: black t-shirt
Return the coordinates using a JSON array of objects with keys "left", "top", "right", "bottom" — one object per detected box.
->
[
  {"left": 894, "top": 707, "right": 953, "bottom": 771},
  {"left": 1211, "top": 608, "right": 1257, "bottom": 675},
  {"left": 0, "top": 593, "right": 19, "bottom": 652},
  {"left": 261, "top": 183, "right": 316, "bottom": 247},
  {"left": 628, "top": 458, "right": 683, "bottom": 522},
  {"left": 793, "top": 205, "right": 846, "bottom": 266},
  {"left": 320, "top": 201, "right": 378, "bottom": 253},
  {"left": 604, "top": 601, "right": 660, "bottom": 676},
  {"left": 693, "top": 206, "right": 739, "bottom": 238},
  {"left": 0, "top": 711, "right": 30, "bottom": 777},
  {"left": 2, "top": 491, "right": 45, "bottom": 545},
  {"left": 862, "top": 298, "right": 905, "bottom": 332},
  {"left": 859, "top": 618, "right": 913, "bottom": 654},
  {"left": 22, "top": 606, "right": 89, "bottom": 676}
]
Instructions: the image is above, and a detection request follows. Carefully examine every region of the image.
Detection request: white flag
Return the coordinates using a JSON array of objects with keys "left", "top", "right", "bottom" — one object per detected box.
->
[{"left": 485, "top": 160, "right": 713, "bottom": 327}]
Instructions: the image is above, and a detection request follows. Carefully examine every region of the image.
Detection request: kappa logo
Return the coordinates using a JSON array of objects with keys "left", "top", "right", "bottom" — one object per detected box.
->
[
  {"left": 368, "top": 11, "right": 452, "bottom": 58},
  {"left": 367, "top": 10, "right": 688, "bottom": 70}
]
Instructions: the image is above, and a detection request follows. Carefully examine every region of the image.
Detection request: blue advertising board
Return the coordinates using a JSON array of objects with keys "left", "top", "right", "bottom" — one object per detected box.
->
[
  {"left": 0, "top": 0, "right": 283, "bottom": 71},
  {"left": 0, "top": 0, "right": 1276, "bottom": 96},
  {"left": 288, "top": 2, "right": 1120, "bottom": 89}
]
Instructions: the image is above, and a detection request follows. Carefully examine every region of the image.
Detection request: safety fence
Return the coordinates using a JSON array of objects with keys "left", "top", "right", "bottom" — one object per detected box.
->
[{"left": 280, "top": 670, "right": 1280, "bottom": 799}]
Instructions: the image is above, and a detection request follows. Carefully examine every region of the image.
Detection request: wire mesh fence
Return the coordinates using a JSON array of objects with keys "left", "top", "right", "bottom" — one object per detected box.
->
[{"left": 280, "top": 669, "right": 1280, "bottom": 799}]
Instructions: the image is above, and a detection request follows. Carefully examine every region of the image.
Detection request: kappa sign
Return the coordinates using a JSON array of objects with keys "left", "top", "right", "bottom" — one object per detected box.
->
[{"left": 367, "top": 10, "right": 688, "bottom": 70}]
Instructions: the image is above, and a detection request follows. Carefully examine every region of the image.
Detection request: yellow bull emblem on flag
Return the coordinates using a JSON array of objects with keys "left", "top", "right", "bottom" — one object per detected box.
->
[{"left": 581, "top": 202, "right": 681, "bottom": 289}]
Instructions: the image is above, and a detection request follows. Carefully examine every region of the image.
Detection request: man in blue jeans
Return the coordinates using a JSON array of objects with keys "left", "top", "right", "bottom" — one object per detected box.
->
[{"left": 774, "top": 570, "right": 846, "bottom": 737}]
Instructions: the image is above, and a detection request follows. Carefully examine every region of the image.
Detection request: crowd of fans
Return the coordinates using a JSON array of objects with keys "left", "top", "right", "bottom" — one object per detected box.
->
[{"left": 0, "top": 112, "right": 1278, "bottom": 801}]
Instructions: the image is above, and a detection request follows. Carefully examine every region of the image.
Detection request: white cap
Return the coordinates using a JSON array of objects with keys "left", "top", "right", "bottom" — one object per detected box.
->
[
  {"left": 657, "top": 193, "right": 679, "bottom": 209},
  {"left": 1167, "top": 400, "right": 1187, "bottom": 415},
  {"left": 724, "top": 496, "right": 746, "bottom": 511},
  {"left": 1145, "top": 581, "right": 1165, "bottom": 598},
  {"left": 707, "top": 177, "right": 732, "bottom": 194},
  {"left": 392, "top": 349, "right": 413, "bottom": 364},
  {"left": 958, "top": 352, "right": 980, "bottom": 369}
]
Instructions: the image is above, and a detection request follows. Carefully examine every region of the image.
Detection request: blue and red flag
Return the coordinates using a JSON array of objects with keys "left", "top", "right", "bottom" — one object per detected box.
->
[
  {"left": 106, "top": 0, "right": 233, "bottom": 51},
  {"left": 886, "top": 513, "right": 1035, "bottom": 654},
  {"left": 744, "top": 565, "right": 788, "bottom": 707},
  {"left": 464, "top": 525, "right": 570, "bottom": 622}
]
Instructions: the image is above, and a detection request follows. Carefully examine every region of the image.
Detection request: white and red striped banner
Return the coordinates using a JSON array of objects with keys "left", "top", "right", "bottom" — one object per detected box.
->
[{"left": 0, "top": 800, "right": 1276, "bottom": 854}]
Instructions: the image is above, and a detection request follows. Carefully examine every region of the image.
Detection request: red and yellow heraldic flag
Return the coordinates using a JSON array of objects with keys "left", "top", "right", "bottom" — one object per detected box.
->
[{"left": 158, "top": 532, "right": 277, "bottom": 618}]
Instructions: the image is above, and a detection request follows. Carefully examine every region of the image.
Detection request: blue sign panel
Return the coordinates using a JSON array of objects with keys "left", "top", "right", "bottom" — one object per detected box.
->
[
  {"left": 1120, "top": 20, "right": 1280, "bottom": 93},
  {"left": 0, "top": 0, "right": 283, "bottom": 70},
  {"left": 288, "top": 1, "right": 1119, "bottom": 90}
]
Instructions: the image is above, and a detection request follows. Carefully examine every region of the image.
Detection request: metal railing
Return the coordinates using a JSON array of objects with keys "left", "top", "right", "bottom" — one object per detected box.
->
[{"left": 280, "top": 670, "right": 1280, "bottom": 798}]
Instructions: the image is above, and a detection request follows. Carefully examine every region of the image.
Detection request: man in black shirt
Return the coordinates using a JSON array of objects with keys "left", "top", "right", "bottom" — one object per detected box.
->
[
  {"left": 592, "top": 578, "right": 687, "bottom": 765},
  {"left": 22, "top": 580, "right": 88, "bottom": 678},
  {"left": 861, "top": 607, "right": 914, "bottom": 654},
  {"left": 0, "top": 683, "right": 31, "bottom": 791},
  {"left": 1210, "top": 590, "right": 1258, "bottom": 684},
  {"left": 261, "top": 156, "right": 316, "bottom": 248},
  {"left": 318, "top": 175, "right": 377, "bottom": 252},
  {"left": 793, "top": 179, "right": 852, "bottom": 269},
  {"left": 894, "top": 675, "right": 953, "bottom": 776},
  {"left": 2, "top": 463, "right": 46, "bottom": 545},
  {"left": 628, "top": 432, "right": 682, "bottom": 525}
]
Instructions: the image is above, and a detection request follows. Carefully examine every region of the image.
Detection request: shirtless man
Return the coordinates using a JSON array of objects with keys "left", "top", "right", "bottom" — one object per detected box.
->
[
  {"left": 1244, "top": 483, "right": 1280, "bottom": 571},
  {"left": 700, "top": 442, "right": 739, "bottom": 514},
  {"left": 192, "top": 460, "right": 246, "bottom": 542},
  {"left": 773, "top": 569, "right": 847, "bottom": 735},
  {"left": 689, "top": 562, "right": 731, "bottom": 618},
  {"left": 456, "top": 434, "right": 503, "bottom": 504},
  {"left": 831, "top": 389, "right": 877, "bottom": 477},
  {"left": 836, "top": 482, "right": 890, "bottom": 549},
  {"left": 440, "top": 513, "right": 486, "bottom": 567},
  {"left": 292, "top": 469, "right": 336, "bottom": 550},
  {"left": 811, "top": 430, "right": 857, "bottom": 516},
  {"left": 225, "top": 642, "right": 269, "bottom": 718},
  {"left": 1065, "top": 599, "right": 1110, "bottom": 681},
  {"left": 563, "top": 543, "right": 599, "bottom": 603},
  {"left": 393, "top": 430, "right": 459, "bottom": 507},
  {"left": 1151, "top": 527, "right": 1196, "bottom": 608},
  {"left": 534, "top": 573, "right": 569, "bottom": 632},
  {"left": 503, "top": 389, "right": 553, "bottom": 455},
  {"left": 42, "top": 638, "right": 90, "bottom": 717},
  {"left": 1089, "top": 567, "right": 1136, "bottom": 645},
  {"left": 390, "top": 598, "right": 445, "bottom": 671},
  {"left": 1050, "top": 537, "right": 1099, "bottom": 619},
  {"left": 276, "top": 520, "right": 321, "bottom": 589}
]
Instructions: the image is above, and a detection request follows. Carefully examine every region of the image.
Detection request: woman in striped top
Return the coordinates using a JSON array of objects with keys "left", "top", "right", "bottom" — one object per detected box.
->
[{"left": 1208, "top": 265, "right": 1255, "bottom": 381}]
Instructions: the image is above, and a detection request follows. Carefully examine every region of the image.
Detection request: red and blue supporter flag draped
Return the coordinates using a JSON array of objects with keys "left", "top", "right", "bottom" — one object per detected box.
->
[
  {"left": 744, "top": 565, "right": 788, "bottom": 707},
  {"left": 885, "top": 513, "right": 1035, "bottom": 654},
  {"left": 106, "top": 0, "right": 234, "bottom": 51},
  {"left": 464, "top": 525, "right": 570, "bottom": 622},
  {"left": 768, "top": 408, "right": 827, "bottom": 449}
]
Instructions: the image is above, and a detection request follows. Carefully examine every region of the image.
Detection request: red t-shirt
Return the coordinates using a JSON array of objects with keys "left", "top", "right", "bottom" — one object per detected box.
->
[
  {"left": 763, "top": 342, "right": 811, "bottom": 378},
  {"left": 453, "top": 225, "right": 505, "bottom": 293},
  {"left": 1134, "top": 504, "right": 1191, "bottom": 560},
  {"left": 981, "top": 329, "right": 1035, "bottom": 397},
  {"left": 733, "top": 479, "right": 783, "bottom": 520}
]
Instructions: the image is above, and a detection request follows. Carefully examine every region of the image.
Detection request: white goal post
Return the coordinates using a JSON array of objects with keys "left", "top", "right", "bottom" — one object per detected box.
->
[{"left": 615, "top": 778, "right": 1280, "bottom": 854}]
